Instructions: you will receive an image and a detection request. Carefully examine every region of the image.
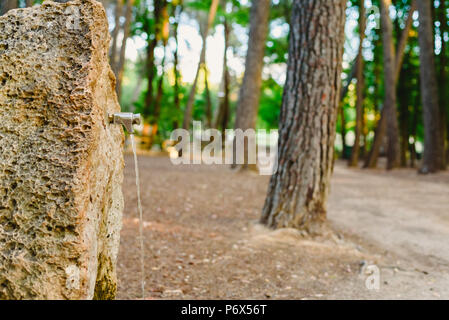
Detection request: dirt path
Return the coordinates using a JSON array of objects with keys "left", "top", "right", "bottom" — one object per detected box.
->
[
  {"left": 116, "top": 155, "right": 449, "bottom": 300},
  {"left": 328, "top": 164, "right": 449, "bottom": 299}
]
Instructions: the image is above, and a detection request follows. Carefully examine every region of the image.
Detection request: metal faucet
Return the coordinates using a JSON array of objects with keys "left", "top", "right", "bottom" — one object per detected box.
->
[{"left": 109, "top": 113, "right": 142, "bottom": 133}]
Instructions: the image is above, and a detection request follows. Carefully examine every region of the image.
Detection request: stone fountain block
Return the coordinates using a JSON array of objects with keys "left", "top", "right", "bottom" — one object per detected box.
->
[{"left": 0, "top": 0, "right": 124, "bottom": 299}]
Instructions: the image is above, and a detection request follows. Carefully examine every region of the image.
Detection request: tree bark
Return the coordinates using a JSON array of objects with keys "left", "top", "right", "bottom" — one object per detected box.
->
[
  {"left": 182, "top": 0, "right": 219, "bottom": 130},
  {"left": 416, "top": 0, "right": 444, "bottom": 173},
  {"left": 26, "top": 0, "right": 33, "bottom": 7},
  {"left": 349, "top": 0, "right": 366, "bottom": 167},
  {"left": 261, "top": 0, "right": 347, "bottom": 233}
]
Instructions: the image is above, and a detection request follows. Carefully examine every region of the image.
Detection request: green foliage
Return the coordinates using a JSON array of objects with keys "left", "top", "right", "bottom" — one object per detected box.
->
[{"left": 258, "top": 77, "right": 282, "bottom": 129}]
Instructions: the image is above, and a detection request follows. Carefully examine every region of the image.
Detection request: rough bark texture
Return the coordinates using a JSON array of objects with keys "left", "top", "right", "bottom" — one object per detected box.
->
[
  {"left": 261, "top": 0, "right": 347, "bottom": 232},
  {"left": 417, "top": 0, "right": 444, "bottom": 173},
  {"left": 349, "top": 0, "right": 366, "bottom": 167},
  {"left": 0, "top": 0, "right": 124, "bottom": 299}
]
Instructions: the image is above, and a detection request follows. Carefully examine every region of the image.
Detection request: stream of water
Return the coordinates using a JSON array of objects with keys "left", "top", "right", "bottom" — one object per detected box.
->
[{"left": 130, "top": 134, "right": 145, "bottom": 299}]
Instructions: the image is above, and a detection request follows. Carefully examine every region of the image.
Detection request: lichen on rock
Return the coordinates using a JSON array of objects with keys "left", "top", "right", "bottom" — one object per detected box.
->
[{"left": 0, "top": 0, "right": 124, "bottom": 299}]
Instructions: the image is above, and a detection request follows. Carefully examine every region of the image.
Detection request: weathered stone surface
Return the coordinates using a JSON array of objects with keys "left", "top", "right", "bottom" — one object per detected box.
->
[{"left": 0, "top": 0, "right": 124, "bottom": 299}]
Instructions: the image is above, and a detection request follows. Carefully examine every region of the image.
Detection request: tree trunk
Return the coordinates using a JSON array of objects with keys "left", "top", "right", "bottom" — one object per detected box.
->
[
  {"left": 172, "top": 2, "right": 183, "bottom": 129},
  {"left": 143, "top": 38, "right": 157, "bottom": 119},
  {"left": 215, "top": 15, "right": 231, "bottom": 138},
  {"left": 234, "top": 0, "right": 270, "bottom": 132},
  {"left": 231, "top": 0, "right": 270, "bottom": 170},
  {"left": 339, "top": 103, "right": 349, "bottom": 159},
  {"left": 204, "top": 67, "right": 212, "bottom": 128},
  {"left": 398, "top": 53, "right": 411, "bottom": 167},
  {"left": 364, "top": 0, "right": 416, "bottom": 169},
  {"left": 395, "top": 0, "right": 417, "bottom": 81},
  {"left": 380, "top": 0, "right": 401, "bottom": 170},
  {"left": 416, "top": 0, "right": 444, "bottom": 173},
  {"left": 409, "top": 79, "right": 421, "bottom": 168},
  {"left": 26, "top": 0, "right": 33, "bottom": 7},
  {"left": 115, "top": 0, "right": 134, "bottom": 100},
  {"left": 110, "top": 0, "right": 124, "bottom": 73},
  {"left": 182, "top": 0, "right": 219, "bottom": 130},
  {"left": 349, "top": 0, "right": 366, "bottom": 167},
  {"left": 143, "top": 0, "right": 166, "bottom": 119},
  {"left": 261, "top": 0, "right": 347, "bottom": 233},
  {"left": 1, "top": 0, "right": 18, "bottom": 15},
  {"left": 438, "top": 0, "right": 448, "bottom": 166}
]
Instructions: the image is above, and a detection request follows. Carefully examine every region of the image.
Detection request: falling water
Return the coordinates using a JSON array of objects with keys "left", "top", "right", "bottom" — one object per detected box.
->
[{"left": 130, "top": 134, "right": 145, "bottom": 299}]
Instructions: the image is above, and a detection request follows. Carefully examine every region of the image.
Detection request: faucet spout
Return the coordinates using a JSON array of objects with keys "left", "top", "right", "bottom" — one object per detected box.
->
[{"left": 109, "top": 113, "right": 141, "bottom": 133}]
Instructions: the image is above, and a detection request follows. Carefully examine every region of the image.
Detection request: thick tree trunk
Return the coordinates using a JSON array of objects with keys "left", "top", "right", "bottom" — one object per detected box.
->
[
  {"left": 261, "top": 0, "right": 347, "bottom": 233},
  {"left": 182, "top": 0, "right": 219, "bottom": 130},
  {"left": 26, "top": 0, "right": 33, "bottom": 7},
  {"left": 417, "top": 0, "right": 444, "bottom": 173},
  {"left": 364, "top": 0, "right": 416, "bottom": 169},
  {"left": 380, "top": 0, "right": 401, "bottom": 170},
  {"left": 349, "top": 0, "right": 366, "bottom": 167},
  {"left": 116, "top": 0, "right": 134, "bottom": 100}
]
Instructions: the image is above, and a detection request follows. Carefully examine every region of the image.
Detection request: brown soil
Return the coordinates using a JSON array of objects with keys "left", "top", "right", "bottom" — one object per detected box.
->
[{"left": 117, "top": 155, "right": 449, "bottom": 300}]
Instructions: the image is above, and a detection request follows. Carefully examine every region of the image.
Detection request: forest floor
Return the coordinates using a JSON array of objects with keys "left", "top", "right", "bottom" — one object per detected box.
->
[{"left": 116, "top": 154, "right": 449, "bottom": 300}]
